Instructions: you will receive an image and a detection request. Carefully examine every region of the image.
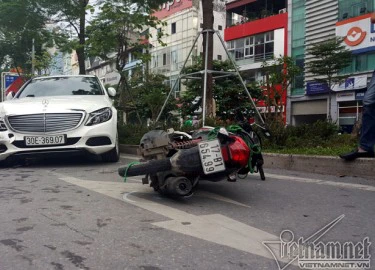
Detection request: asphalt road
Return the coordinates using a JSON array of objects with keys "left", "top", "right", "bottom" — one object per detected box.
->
[{"left": 0, "top": 155, "right": 374, "bottom": 270}]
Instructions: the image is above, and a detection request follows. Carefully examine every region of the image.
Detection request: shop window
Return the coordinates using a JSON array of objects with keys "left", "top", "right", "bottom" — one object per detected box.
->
[
  {"left": 294, "top": 58, "right": 305, "bottom": 89},
  {"left": 163, "top": 53, "right": 167, "bottom": 66},
  {"left": 226, "top": 31, "right": 274, "bottom": 62},
  {"left": 338, "top": 0, "right": 374, "bottom": 21},
  {"left": 265, "top": 43, "right": 274, "bottom": 54},
  {"left": 355, "top": 54, "right": 367, "bottom": 72}
]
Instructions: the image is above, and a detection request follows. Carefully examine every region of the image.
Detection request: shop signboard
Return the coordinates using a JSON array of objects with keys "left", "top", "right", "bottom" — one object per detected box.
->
[
  {"left": 104, "top": 72, "right": 120, "bottom": 86},
  {"left": 332, "top": 75, "right": 368, "bottom": 91},
  {"left": 336, "top": 92, "right": 355, "bottom": 102},
  {"left": 1, "top": 72, "right": 21, "bottom": 102},
  {"left": 306, "top": 81, "right": 330, "bottom": 95},
  {"left": 153, "top": 0, "right": 193, "bottom": 19},
  {"left": 336, "top": 13, "right": 375, "bottom": 54},
  {"left": 355, "top": 91, "right": 366, "bottom": 100}
]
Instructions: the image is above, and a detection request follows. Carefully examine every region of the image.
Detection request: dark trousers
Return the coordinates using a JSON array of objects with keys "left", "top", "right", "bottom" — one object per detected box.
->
[{"left": 360, "top": 105, "right": 375, "bottom": 153}]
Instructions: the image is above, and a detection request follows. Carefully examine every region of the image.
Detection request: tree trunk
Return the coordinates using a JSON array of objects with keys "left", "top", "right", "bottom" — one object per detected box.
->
[
  {"left": 77, "top": 0, "right": 88, "bottom": 75},
  {"left": 327, "top": 78, "right": 332, "bottom": 122},
  {"left": 202, "top": 0, "right": 214, "bottom": 117}
]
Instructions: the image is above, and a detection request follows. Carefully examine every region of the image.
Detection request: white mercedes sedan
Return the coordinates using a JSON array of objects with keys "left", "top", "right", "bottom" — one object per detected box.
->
[{"left": 0, "top": 75, "right": 119, "bottom": 164}]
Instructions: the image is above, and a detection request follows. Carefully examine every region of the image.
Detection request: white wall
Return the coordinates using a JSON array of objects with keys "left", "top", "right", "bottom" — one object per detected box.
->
[
  {"left": 149, "top": 8, "right": 199, "bottom": 77},
  {"left": 274, "top": 28, "right": 285, "bottom": 57}
]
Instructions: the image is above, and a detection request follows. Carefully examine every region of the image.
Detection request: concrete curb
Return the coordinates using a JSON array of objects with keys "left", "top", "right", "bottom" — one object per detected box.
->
[
  {"left": 120, "top": 145, "right": 375, "bottom": 180},
  {"left": 263, "top": 153, "right": 375, "bottom": 180}
]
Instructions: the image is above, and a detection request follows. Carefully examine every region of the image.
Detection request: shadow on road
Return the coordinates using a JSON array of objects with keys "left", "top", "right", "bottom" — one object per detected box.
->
[{"left": 0, "top": 154, "right": 107, "bottom": 169}]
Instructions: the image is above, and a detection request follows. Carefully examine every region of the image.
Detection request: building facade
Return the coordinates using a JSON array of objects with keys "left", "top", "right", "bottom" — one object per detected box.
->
[
  {"left": 224, "top": 0, "right": 289, "bottom": 115},
  {"left": 148, "top": 0, "right": 227, "bottom": 97},
  {"left": 288, "top": 0, "right": 375, "bottom": 132}
]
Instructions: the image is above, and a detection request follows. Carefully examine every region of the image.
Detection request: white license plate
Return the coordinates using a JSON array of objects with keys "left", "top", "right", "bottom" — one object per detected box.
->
[
  {"left": 24, "top": 135, "right": 66, "bottom": 146},
  {"left": 198, "top": 139, "right": 226, "bottom": 175}
]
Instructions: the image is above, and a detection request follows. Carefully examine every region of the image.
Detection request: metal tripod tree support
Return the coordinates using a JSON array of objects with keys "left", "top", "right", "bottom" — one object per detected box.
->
[{"left": 155, "top": 29, "right": 265, "bottom": 127}]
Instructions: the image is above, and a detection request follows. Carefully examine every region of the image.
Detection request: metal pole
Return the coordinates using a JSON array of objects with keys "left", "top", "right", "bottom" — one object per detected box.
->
[
  {"left": 215, "top": 31, "right": 265, "bottom": 125},
  {"left": 202, "top": 30, "right": 210, "bottom": 127},
  {"left": 155, "top": 32, "right": 202, "bottom": 123},
  {"left": 31, "top": 38, "right": 35, "bottom": 76}
]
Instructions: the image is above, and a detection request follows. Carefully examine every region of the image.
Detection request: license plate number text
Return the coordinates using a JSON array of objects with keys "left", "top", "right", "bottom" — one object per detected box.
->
[
  {"left": 198, "top": 140, "right": 226, "bottom": 175},
  {"left": 25, "top": 135, "right": 65, "bottom": 146}
]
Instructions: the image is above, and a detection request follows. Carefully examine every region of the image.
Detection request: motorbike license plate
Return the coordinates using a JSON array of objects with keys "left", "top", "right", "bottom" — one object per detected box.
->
[
  {"left": 24, "top": 135, "right": 66, "bottom": 146},
  {"left": 198, "top": 139, "right": 226, "bottom": 175}
]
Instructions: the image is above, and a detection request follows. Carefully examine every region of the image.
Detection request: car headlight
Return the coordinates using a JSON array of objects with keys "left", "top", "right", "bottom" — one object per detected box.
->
[{"left": 85, "top": 107, "right": 113, "bottom": 126}]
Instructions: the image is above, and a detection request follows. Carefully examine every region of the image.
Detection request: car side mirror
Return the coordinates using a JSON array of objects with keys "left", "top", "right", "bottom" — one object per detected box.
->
[
  {"left": 107, "top": 87, "right": 116, "bottom": 97},
  {"left": 6, "top": 92, "right": 14, "bottom": 100}
]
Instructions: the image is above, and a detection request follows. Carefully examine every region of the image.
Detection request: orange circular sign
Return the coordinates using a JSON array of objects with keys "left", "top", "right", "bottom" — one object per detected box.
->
[{"left": 344, "top": 26, "right": 367, "bottom": 46}]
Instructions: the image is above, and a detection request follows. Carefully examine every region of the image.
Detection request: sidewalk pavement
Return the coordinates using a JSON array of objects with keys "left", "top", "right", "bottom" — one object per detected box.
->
[{"left": 119, "top": 145, "right": 375, "bottom": 180}]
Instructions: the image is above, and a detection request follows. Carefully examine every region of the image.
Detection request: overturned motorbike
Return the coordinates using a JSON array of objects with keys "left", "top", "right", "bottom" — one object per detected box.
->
[{"left": 118, "top": 117, "right": 267, "bottom": 198}]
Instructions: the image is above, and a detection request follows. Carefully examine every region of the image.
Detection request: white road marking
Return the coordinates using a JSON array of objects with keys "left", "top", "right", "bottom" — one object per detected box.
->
[
  {"left": 266, "top": 173, "right": 375, "bottom": 192},
  {"left": 57, "top": 174, "right": 286, "bottom": 262}
]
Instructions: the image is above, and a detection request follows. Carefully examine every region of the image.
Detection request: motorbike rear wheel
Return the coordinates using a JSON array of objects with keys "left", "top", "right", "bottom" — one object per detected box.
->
[{"left": 118, "top": 159, "right": 171, "bottom": 177}]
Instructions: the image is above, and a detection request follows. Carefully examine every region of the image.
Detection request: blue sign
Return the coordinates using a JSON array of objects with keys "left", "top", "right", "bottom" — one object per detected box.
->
[
  {"left": 355, "top": 91, "right": 365, "bottom": 100},
  {"left": 5, "top": 75, "right": 19, "bottom": 88},
  {"left": 306, "top": 81, "right": 330, "bottom": 95}
]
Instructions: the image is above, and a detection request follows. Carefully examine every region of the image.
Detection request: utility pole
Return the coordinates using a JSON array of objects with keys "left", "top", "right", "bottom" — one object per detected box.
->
[{"left": 31, "top": 38, "right": 35, "bottom": 76}]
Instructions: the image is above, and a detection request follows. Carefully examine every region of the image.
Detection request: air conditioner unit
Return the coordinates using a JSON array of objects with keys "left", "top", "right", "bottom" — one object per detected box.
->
[{"left": 279, "top": 8, "right": 287, "bottom": 14}]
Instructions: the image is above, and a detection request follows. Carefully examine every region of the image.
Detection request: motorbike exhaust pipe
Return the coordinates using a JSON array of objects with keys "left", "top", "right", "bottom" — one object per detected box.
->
[{"left": 164, "top": 176, "right": 193, "bottom": 196}]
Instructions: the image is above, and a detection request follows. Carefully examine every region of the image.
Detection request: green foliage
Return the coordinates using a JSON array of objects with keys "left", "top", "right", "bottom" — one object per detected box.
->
[
  {"left": 0, "top": 0, "right": 60, "bottom": 73},
  {"left": 261, "top": 120, "right": 357, "bottom": 155},
  {"left": 118, "top": 124, "right": 150, "bottom": 145},
  {"left": 86, "top": 0, "right": 168, "bottom": 67},
  {"left": 306, "top": 38, "right": 352, "bottom": 121},
  {"left": 306, "top": 37, "right": 352, "bottom": 86},
  {"left": 130, "top": 72, "right": 177, "bottom": 122},
  {"left": 37, "top": 0, "right": 92, "bottom": 74},
  {"left": 180, "top": 57, "right": 262, "bottom": 120},
  {"left": 86, "top": 0, "right": 169, "bottom": 117},
  {"left": 261, "top": 55, "right": 302, "bottom": 89},
  {"left": 265, "top": 135, "right": 357, "bottom": 156},
  {"left": 118, "top": 120, "right": 357, "bottom": 156},
  {"left": 260, "top": 55, "right": 302, "bottom": 122}
]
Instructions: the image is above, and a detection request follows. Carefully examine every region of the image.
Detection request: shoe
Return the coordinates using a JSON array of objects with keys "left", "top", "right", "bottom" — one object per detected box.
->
[{"left": 339, "top": 149, "right": 375, "bottom": 161}]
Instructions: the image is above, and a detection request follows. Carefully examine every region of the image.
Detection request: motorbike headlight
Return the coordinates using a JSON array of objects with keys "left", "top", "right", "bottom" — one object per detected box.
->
[
  {"left": 85, "top": 107, "right": 112, "bottom": 126},
  {"left": 0, "top": 120, "right": 7, "bottom": 131}
]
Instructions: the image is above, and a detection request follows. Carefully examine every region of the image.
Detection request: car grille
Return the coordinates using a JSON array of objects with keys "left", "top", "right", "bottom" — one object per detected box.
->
[{"left": 7, "top": 113, "right": 84, "bottom": 133}]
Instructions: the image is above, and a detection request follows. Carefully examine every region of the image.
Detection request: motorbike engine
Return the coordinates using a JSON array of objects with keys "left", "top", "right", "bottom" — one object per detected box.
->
[{"left": 138, "top": 130, "right": 171, "bottom": 160}]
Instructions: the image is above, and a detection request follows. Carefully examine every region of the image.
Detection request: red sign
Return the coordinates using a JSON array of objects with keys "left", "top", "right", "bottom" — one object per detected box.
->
[
  {"left": 344, "top": 26, "right": 367, "bottom": 46},
  {"left": 6, "top": 77, "right": 25, "bottom": 96},
  {"left": 153, "top": 0, "right": 193, "bottom": 19}
]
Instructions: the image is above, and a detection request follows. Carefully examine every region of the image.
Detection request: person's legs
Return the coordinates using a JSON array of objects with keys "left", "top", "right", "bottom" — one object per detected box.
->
[
  {"left": 340, "top": 105, "right": 375, "bottom": 160},
  {"left": 359, "top": 105, "right": 375, "bottom": 153}
]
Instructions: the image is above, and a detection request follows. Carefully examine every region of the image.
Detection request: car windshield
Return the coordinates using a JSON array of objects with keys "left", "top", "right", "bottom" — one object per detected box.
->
[{"left": 17, "top": 76, "right": 104, "bottom": 98}]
